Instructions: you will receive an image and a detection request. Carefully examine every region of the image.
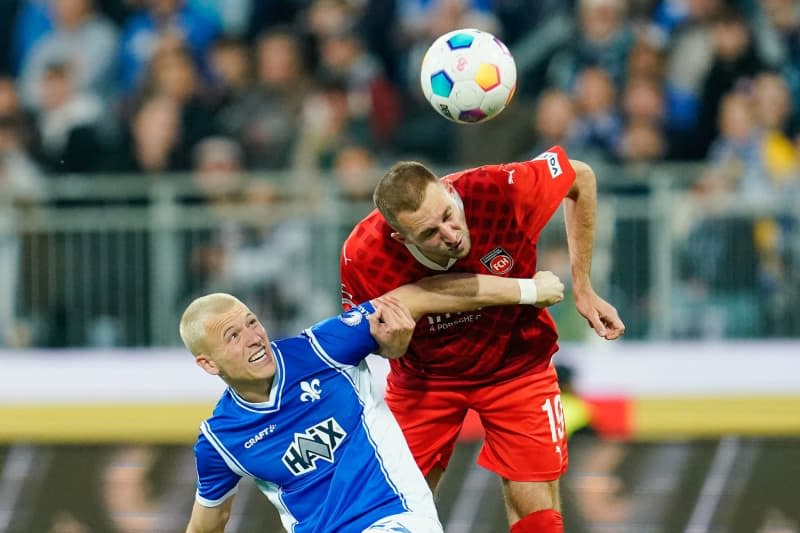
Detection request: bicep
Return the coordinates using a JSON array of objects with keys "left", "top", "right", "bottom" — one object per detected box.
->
[
  {"left": 566, "top": 159, "right": 595, "bottom": 201},
  {"left": 186, "top": 498, "right": 234, "bottom": 533}
]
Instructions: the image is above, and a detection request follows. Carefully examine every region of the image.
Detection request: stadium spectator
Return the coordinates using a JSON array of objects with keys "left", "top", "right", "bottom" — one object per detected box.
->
[
  {"left": 118, "top": 0, "right": 220, "bottom": 93},
  {"left": 18, "top": 0, "right": 118, "bottom": 109},
  {"left": 626, "top": 38, "right": 666, "bottom": 83},
  {"left": 137, "top": 45, "right": 218, "bottom": 152},
  {"left": 191, "top": 0, "right": 252, "bottom": 37},
  {"left": 0, "top": 1, "right": 21, "bottom": 75},
  {"left": 0, "top": 77, "right": 34, "bottom": 145},
  {"left": 180, "top": 272, "right": 565, "bottom": 532},
  {"left": 546, "top": 0, "right": 634, "bottom": 91},
  {"left": 9, "top": 0, "right": 52, "bottom": 75},
  {"left": 206, "top": 37, "right": 251, "bottom": 113},
  {"left": 185, "top": 135, "right": 331, "bottom": 337},
  {"left": 676, "top": 93, "right": 765, "bottom": 338},
  {"left": 29, "top": 61, "right": 106, "bottom": 173},
  {"left": 315, "top": 26, "right": 402, "bottom": 149},
  {"left": 0, "top": 116, "right": 44, "bottom": 347},
  {"left": 661, "top": 0, "right": 724, "bottom": 153},
  {"left": 751, "top": 72, "right": 797, "bottom": 183},
  {"left": 115, "top": 96, "right": 188, "bottom": 173},
  {"left": 292, "top": 77, "right": 372, "bottom": 175},
  {"left": 750, "top": 0, "right": 800, "bottom": 127},
  {"left": 619, "top": 76, "right": 669, "bottom": 161},
  {"left": 332, "top": 143, "right": 381, "bottom": 202},
  {"left": 217, "top": 28, "right": 310, "bottom": 170},
  {"left": 340, "top": 149, "right": 624, "bottom": 533},
  {"left": 570, "top": 67, "right": 624, "bottom": 162},
  {"left": 693, "top": 7, "right": 766, "bottom": 159},
  {"left": 528, "top": 89, "right": 579, "bottom": 157}
]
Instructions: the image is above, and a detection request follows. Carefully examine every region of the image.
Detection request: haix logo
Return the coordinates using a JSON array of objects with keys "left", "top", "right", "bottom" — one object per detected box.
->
[
  {"left": 282, "top": 417, "right": 346, "bottom": 475},
  {"left": 480, "top": 247, "right": 513, "bottom": 275},
  {"left": 300, "top": 379, "right": 322, "bottom": 402},
  {"left": 533, "top": 150, "right": 562, "bottom": 178}
]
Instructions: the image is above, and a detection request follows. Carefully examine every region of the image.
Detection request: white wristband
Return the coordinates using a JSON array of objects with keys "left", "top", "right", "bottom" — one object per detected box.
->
[{"left": 517, "top": 278, "right": 538, "bottom": 305}]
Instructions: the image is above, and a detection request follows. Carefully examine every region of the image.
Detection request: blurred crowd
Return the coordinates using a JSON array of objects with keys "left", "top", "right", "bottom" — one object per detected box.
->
[
  {"left": 1, "top": 0, "right": 800, "bottom": 346},
  {"left": 0, "top": 0, "right": 798, "bottom": 175}
]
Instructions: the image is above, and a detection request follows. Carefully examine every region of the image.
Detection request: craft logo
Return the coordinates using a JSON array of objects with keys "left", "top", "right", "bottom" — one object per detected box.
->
[{"left": 480, "top": 247, "right": 513, "bottom": 275}]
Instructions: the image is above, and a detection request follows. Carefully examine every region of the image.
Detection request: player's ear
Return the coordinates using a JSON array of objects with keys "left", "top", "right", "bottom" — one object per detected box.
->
[
  {"left": 390, "top": 231, "right": 407, "bottom": 244},
  {"left": 195, "top": 353, "right": 220, "bottom": 376}
]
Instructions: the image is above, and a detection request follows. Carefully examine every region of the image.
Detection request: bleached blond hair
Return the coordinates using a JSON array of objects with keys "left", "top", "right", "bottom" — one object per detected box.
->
[{"left": 179, "top": 293, "right": 242, "bottom": 356}]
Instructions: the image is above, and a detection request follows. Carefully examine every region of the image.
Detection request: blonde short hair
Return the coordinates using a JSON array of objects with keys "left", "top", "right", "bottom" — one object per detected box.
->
[
  {"left": 179, "top": 293, "right": 242, "bottom": 356},
  {"left": 373, "top": 161, "right": 439, "bottom": 229}
]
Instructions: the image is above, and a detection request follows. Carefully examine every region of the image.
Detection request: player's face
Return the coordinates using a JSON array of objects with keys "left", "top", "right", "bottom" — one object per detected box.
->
[
  {"left": 200, "top": 302, "right": 276, "bottom": 400},
  {"left": 393, "top": 182, "right": 471, "bottom": 266}
]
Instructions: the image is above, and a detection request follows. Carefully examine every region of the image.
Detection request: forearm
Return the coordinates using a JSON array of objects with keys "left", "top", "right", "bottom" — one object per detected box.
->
[
  {"left": 564, "top": 160, "right": 597, "bottom": 292},
  {"left": 186, "top": 499, "right": 231, "bottom": 533},
  {"left": 385, "top": 274, "right": 523, "bottom": 321}
]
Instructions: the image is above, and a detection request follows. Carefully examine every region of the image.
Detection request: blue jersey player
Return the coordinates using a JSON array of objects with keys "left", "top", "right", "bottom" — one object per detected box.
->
[{"left": 179, "top": 271, "right": 565, "bottom": 532}]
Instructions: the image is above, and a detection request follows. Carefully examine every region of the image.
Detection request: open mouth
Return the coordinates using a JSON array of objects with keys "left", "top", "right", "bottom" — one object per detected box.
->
[{"left": 248, "top": 348, "right": 267, "bottom": 363}]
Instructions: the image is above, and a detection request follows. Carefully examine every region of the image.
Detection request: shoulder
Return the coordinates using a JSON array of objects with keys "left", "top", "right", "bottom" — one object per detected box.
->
[
  {"left": 343, "top": 211, "right": 406, "bottom": 263},
  {"left": 346, "top": 209, "right": 388, "bottom": 241},
  {"left": 447, "top": 164, "right": 511, "bottom": 200}
]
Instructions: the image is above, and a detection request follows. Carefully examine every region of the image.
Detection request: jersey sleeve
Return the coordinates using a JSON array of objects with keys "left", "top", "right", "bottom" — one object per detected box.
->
[
  {"left": 340, "top": 230, "right": 395, "bottom": 311},
  {"left": 307, "top": 302, "right": 379, "bottom": 365},
  {"left": 193, "top": 432, "right": 241, "bottom": 507},
  {"left": 497, "top": 145, "right": 576, "bottom": 239},
  {"left": 340, "top": 249, "right": 365, "bottom": 312}
]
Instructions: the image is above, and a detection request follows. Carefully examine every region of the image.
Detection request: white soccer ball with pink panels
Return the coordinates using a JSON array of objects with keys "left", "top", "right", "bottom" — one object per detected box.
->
[{"left": 420, "top": 28, "right": 517, "bottom": 124}]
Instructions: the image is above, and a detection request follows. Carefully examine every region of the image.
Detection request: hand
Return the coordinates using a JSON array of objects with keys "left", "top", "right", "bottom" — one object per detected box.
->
[
  {"left": 533, "top": 271, "right": 565, "bottom": 308},
  {"left": 368, "top": 296, "right": 416, "bottom": 359},
  {"left": 574, "top": 288, "right": 625, "bottom": 340}
]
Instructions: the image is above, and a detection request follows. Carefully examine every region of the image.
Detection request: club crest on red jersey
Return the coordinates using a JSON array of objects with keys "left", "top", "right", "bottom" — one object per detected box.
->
[{"left": 480, "top": 247, "right": 514, "bottom": 275}]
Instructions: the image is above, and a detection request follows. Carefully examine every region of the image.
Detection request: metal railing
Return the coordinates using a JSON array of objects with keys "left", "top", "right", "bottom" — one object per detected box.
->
[{"left": 3, "top": 164, "right": 799, "bottom": 347}]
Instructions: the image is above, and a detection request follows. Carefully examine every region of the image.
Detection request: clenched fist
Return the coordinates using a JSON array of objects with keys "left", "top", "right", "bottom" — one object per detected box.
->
[{"left": 533, "top": 271, "right": 565, "bottom": 308}]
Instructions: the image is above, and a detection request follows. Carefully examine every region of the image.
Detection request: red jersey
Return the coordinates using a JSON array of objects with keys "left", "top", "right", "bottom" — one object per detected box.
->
[{"left": 340, "top": 146, "right": 576, "bottom": 389}]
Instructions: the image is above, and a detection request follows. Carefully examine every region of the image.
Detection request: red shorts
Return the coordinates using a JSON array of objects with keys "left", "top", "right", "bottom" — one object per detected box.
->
[{"left": 384, "top": 364, "right": 568, "bottom": 482}]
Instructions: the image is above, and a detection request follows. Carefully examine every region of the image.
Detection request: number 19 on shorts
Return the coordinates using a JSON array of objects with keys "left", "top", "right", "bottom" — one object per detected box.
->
[{"left": 541, "top": 394, "right": 566, "bottom": 446}]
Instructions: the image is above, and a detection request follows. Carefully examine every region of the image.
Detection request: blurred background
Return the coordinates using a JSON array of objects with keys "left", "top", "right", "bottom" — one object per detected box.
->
[{"left": 1, "top": 0, "right": 799, "bottom": 531}]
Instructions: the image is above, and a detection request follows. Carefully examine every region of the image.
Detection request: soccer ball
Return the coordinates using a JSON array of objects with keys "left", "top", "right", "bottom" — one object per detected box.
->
[{"left": 420, "top": 28, "right": 517, "bottom": 125}]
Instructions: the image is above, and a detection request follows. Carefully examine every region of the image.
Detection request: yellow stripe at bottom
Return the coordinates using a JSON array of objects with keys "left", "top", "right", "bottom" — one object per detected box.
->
[
  {"left": 0, "top": 404, "right": 215, "bottom": 443},
  {"left": 3, "top": 396, "right": 799, "bottom": 443},
  {"left": 633, "top": 396, "right": 800, "bottom": 439}
]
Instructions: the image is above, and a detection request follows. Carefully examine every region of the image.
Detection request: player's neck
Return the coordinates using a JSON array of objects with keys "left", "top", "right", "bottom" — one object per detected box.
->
[{"left": 231, "top": 378, "right": 273, "bottom": 404}]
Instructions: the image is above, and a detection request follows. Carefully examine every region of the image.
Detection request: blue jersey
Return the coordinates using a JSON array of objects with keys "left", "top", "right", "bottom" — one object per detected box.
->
[{"left": 193, "top": 303, "right": 438, "bottom": 532}]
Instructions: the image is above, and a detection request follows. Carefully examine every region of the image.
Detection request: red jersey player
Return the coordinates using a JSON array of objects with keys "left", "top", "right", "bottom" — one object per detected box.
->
[{"left": 339, "top": 146, "right": 625, "bottom": 533}]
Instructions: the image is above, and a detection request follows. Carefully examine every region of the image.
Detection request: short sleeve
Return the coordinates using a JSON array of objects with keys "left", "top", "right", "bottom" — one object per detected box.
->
[
  {"left": 307, "top": 302, "right": 379, "bottom": 365},
  {"left": 502, "top": 146, "right": 576, "bottom": 238},
  {"left": 194, "top": 433, "right": 241, "bottom": 507}
]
